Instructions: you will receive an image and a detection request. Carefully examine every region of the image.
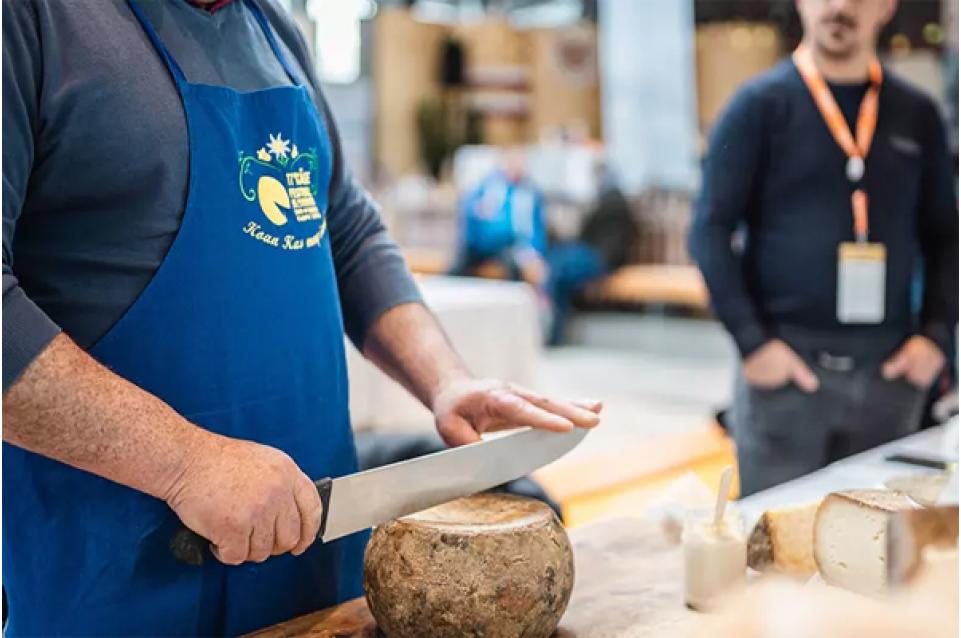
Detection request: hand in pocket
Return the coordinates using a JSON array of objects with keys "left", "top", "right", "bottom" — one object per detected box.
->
[
  {"left": 743, "top": 339, "right": 819, "bottom": 393},
  {"left": 881, "top": 336, "right": 945, "bottom": 389}
]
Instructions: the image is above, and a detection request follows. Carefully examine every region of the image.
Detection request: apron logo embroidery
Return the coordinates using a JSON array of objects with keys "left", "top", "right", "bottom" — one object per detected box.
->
[{"left": 238, "top": 132, "right": 327, "bottom": 251}]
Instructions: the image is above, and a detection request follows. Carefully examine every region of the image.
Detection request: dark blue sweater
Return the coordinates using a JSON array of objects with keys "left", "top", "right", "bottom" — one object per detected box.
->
[{"left": 690, "top": 60, "right": 958, "bottom": 358}]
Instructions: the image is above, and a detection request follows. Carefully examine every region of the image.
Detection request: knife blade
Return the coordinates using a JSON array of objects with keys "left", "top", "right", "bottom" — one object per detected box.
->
[
  {"left": 321, "top": 426, "right": 587, "bottom": 542},
  {"left": 171, "top": 426, "right": 587, "bottom": 565}
]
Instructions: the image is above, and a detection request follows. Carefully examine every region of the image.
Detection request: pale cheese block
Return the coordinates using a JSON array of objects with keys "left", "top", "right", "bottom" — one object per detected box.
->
[
  {"left": 747, "top": 501, "right": 819, "bottom": 577},
  {"left": 363, "top": 493, "right": 574, "bottom": 638},
  {"left": 813, "top": 489, "right": 915, "bottom": 595}
]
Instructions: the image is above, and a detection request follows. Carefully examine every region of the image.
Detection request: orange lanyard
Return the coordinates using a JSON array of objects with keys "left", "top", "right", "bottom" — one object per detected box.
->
[{"left": 793, "top": 44, "right": 883, "bottom": 242}]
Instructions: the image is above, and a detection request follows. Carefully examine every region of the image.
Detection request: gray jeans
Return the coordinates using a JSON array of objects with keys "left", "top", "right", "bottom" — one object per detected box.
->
[{"left": 731, "top": 329, "right": 927, "bottom": 497}]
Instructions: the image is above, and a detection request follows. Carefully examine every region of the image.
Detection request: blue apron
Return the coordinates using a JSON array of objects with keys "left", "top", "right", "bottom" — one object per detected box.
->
[{"left": 2, "top": 0, "right": 367, "bottom": 634}]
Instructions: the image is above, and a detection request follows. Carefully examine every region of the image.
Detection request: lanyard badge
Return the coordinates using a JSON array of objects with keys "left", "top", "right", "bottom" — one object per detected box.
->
[
  {"left": 793, "top": 45, "right": 886, "bottom": 324},
  {"left": 793, "top": 44, "right": 882, "bottom": 186}
]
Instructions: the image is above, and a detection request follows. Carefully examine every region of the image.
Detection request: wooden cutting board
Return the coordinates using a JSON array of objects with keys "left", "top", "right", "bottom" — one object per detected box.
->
[{"left": 246, "top": 517, "right": 696, "bottom": 638}]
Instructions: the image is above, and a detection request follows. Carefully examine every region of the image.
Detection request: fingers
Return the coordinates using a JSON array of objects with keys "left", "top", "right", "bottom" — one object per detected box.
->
[
  {"left": 488, "top": 390, "right": 574, "bottom": 433},
  {"left": 572, "top": 399, "right": 604, "bottom": 414},
  {"left": 438, "top": 414, "right": 483, "bottom": 447},
  {"left": 209, "top": 477, "right": 317, "bottom": 565},
  {"left": 211, "top": 525, "right": 250, "bottom": 566},
  {"left": 291, "top": 477, "right": 323, "bottom": 556},
  {"left": 273, "top": 502, "right": 302, "bottom": 556},
  {"left": 882, "top": 350, "right": 909, "bottom": 380},
  {"left": 790, "top": 358, "right": 820, "bottom": 393},
  {"left": 510, "top": 385, "right": 601, "bottom": 428},
  {"left": 247, "top": 515, "right": 275, "bottom": 563}
]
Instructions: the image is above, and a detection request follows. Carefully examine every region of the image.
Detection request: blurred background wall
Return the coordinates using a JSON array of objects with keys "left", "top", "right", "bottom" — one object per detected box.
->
[
  {"left": 279, "top": 0, "right": 957, "bottom": 523},
  {"left": 282, "top": 0, "right": 954, "bottom": 271}
]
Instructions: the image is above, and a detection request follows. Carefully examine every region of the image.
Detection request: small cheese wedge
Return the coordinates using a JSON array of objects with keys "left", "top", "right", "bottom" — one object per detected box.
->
[
  {"left": 747, "top": 501, "right": 819, "bottom": 577},
  {"left": 813, "top": 489, "right": 915, "bottom": 595}
]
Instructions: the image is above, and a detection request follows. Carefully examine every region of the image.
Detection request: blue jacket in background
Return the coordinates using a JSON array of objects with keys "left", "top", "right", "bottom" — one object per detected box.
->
[{"left": 459, "top": 172, "right": 547, "bottom": 260}]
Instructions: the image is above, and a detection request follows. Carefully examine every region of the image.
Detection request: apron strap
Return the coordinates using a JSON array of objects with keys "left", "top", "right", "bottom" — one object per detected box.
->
[
  {"left": 243, "top": 0, "right": 304, "bottom": 87},
  {"left": 126, "top": 0, "right": 188, "bottom": 86}
]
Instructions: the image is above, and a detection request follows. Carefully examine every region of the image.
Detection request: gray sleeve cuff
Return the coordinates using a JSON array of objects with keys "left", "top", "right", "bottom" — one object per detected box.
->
[
  {"left": 3, "top": 280, "right": 61, "bottom": 391},
  {"left": 338, "top": 230, "right": 423, "bottom": 349}
]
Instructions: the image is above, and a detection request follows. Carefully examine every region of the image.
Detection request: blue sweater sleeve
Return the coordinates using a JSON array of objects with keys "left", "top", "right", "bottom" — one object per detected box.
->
[{"left": 689, "top": 83, "right": 770, "bottom": 358}]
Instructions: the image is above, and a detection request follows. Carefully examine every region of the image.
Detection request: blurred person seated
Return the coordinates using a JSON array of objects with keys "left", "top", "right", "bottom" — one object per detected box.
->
[
  {"left": 689, "top": 0, "right": 958, "bottom": 496},
  {"left": 545, "top": 165, "right": 637, "bottom": 345},
  {"left": 452, "top": 151, "right": 633, "bottom": 345},
  {"left": 451, "top": 147, "right": 548, "bottom": 286}
]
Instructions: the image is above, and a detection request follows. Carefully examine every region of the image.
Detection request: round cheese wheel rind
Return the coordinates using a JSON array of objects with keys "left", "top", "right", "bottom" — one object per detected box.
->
[{"left": 363, "top": 493, "right": 574, "bottom": 638}]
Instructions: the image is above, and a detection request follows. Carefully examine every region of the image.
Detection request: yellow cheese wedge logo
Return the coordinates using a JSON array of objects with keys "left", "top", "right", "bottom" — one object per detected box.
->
[
  {"left": 238, "top": 132, "right": 327, "bottom": 251},
  {"left": 257, "top": 175, "right": 290, "bottom": 226}
]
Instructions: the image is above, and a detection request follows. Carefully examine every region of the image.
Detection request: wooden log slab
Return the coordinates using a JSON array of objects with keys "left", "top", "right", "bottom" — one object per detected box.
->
[{"left": 246, "top": 517, "right": 694, "bottom": 638}]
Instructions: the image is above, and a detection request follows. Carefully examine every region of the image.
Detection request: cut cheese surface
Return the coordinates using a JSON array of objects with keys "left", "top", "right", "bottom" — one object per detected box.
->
[
  {"left": 814, "top": 490, "right": 915, "bottom": 595},
  {"left": 747, "top": 501, "right": 819, "bottom": 576}
]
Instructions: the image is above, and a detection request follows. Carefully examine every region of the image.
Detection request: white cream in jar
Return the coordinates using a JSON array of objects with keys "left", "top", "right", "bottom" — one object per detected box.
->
[{"left": 682, "top": 511, "right": 747, "bottom": 611}]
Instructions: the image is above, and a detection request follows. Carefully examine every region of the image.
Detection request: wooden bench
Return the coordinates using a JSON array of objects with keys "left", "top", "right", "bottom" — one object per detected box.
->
[
  {"left": 403, "top": 250, "right": 711, "bottom": 313},
  {"left": 403, "top": 248, "right": 448, "bottom": 275},
  {"left": 582, "top": 264, "right": 710, "bottom": 311},
  {"left": 534, "top": 423, "right": 738, "bottom": 528}
]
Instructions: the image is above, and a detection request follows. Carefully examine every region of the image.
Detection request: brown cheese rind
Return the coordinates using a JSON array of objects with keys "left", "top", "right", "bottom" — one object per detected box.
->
[
  {"left": 363, "top": 493, "right": 574, "bottom": 638},
  {"left": 747, "top": 515, "right": 775, "bottom": 572},
  {"left": 746, "top": 503, "right": 818, "bottom": 577}
]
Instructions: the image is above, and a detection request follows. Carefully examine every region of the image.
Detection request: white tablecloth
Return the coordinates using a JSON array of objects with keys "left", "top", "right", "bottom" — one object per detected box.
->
[
  {"left": 740, "top": 418, "right": 960, "bottom": 524},
  {"left": 347, "top": 276, "right": 542, "bottom": 432}
]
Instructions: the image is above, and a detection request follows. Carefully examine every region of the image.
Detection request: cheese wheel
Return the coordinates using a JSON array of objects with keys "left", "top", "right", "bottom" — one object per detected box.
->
[
  {"left": 747, "top": 501, "right": 819, "bottom": 577},
  {"left": 363, "top": 493, "right": 574, "bottom": 638}
]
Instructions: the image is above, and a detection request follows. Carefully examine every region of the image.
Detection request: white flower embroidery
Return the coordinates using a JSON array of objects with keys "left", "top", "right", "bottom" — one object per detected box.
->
[{"left": 266, "top": 132, "right": 291, "bottom": 159}]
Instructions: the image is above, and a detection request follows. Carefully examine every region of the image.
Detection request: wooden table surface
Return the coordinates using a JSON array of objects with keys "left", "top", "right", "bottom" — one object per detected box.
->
[{"left": 247, "top": 516, "right": 696, "bottom": 638}]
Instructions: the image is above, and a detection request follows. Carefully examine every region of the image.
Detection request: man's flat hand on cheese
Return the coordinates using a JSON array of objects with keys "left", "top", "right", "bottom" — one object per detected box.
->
[{"left": 432, "top": 377, "right": 602, "bottom": 447}]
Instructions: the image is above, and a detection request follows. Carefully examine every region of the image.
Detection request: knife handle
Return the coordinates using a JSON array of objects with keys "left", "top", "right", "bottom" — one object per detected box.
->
[{"left": 170, "top": 477, "right": 333, "bottom": 566}]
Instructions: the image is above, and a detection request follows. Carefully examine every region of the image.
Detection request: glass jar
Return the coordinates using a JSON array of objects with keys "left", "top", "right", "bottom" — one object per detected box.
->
[{"left": 682, "top": 508, "right": 747, "bottom": 611}]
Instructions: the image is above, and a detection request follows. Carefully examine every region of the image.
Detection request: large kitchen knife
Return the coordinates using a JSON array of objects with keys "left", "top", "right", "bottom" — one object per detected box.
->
[{"left": 172, "top": 426, "right": 588, "bottom": 565}]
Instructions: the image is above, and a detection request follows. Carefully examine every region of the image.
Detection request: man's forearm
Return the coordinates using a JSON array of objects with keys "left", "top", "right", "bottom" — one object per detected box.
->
[
  {"left": 3, "top": 333, "right": 210, "bottom": 501},
  {"left": 361, "top": 302, "right": 469, "bottom": 409}
]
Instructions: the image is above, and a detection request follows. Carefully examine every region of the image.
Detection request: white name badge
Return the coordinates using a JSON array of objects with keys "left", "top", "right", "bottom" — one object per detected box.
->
[{"left": 837, "top": 242, "right": 886, "bottom": 324}]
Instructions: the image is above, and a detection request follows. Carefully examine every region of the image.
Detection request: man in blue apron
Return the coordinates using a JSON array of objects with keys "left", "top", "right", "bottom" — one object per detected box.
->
[{"left": 1, "top": 1, "right": 601, "bottom": 635}]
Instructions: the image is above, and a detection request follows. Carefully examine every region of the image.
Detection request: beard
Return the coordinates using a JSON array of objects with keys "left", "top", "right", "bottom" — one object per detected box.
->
[{"left": 814, "top": 13, "right": 860, "bottom": 59}]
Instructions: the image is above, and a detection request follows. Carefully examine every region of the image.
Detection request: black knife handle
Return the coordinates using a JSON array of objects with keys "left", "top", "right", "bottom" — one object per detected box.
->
[
  {"left": 171, "top": 477, "right": 333, "bottom": 566},
  {"left": 315, "top": 476, "right": 333, "bottom": 540}
]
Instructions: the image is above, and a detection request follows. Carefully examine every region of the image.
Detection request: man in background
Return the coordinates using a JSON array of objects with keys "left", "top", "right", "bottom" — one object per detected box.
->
[{"left": 690, "top": 0, "right": 958, "bottom": 495}]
